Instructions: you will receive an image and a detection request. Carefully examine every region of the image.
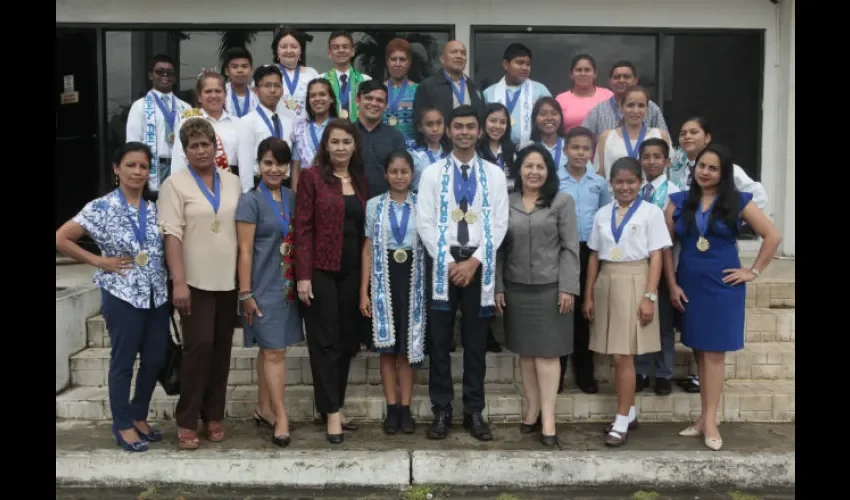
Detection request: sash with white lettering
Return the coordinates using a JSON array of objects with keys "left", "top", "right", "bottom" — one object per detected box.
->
[
  {"left": 491, "top": 77, "right": 533, "bottom": 145},
  {"left": 370, "top": 192, "right": 426, "bottom": 365},
  {"left": 144, "top": 91, "right": 189, "bottom": 191},
  {"left": 432, "top": 156, "right": 496, "bottom": 317}
]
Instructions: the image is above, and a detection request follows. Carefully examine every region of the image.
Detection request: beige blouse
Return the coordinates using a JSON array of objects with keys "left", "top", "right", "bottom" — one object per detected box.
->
[{"left": 157, "top": 167, "right": 242, "bottom": 291}]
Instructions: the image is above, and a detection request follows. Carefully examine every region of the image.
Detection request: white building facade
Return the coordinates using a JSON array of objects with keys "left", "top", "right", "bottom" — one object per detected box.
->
[{"left": 56, "top": 0, "right": 794, "bottom": 256}]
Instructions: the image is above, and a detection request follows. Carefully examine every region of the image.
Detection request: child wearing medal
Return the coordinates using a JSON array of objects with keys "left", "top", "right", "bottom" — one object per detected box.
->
[
  {"left": 359, "top": 150, "right": 426, "bottom": 435},
  {"left": 664, "top": 144, "right": 780, "bottom": 451},
  {"left": 583, "top": 157, "right": 671, "bottom": 447},
  {"left": 409, "top": 107, "right": 450, "bottom": 192},
  {"left": 633, "top": 138, "right": 681, "bottom": 396}
]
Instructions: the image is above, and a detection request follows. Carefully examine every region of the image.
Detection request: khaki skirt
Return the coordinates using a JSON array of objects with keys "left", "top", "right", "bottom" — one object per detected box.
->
[{"left": 589, "top": 260, "right": 661, "bottom": 355}]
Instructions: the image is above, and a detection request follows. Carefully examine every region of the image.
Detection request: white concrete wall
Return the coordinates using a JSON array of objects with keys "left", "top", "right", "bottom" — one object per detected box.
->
[
  {"left": 57, "top": 0, "right": 794, "bottom": 254},
  {"left": 56, "top": 286, "right": 101, "bottom": 393}
]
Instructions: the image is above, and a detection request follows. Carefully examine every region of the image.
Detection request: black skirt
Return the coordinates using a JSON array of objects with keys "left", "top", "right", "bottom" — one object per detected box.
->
[{"left": 373, "top": 249, "right": 412, "bottom": 356}]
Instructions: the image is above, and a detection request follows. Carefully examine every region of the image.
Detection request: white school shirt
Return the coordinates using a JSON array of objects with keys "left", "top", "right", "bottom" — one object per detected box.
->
[
  {"left": 236, "top": 103, "right": 297, "bottom": 193},
  {"left": 275, "top": 65, "right": 320, "bottom": 121},
  {"left": 170, "top": 109, "right": 240, "bottom": 175},
  {"left": 587, "top": 199, "right": 672, "bottom": 262},
  {"left": 223, "top": 82, "right": 260, "bottom": 119},
  {"left": 416, "top": 152, "right": 509, "bottom": 265},
  {"left": 125, "top": 90, "right": 191, "bottom": 159}
]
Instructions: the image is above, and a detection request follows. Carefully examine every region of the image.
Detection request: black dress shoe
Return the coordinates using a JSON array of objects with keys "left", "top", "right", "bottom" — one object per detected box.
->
[
  {"left": 520, "top": 413, "right": 542, "bottom": 434},
  {"left": 635, "top": 374, "right": 650, "bottom": 393},
  {"left": 399, "top": 406, "right": 416, "bottom": 434},
  {"left": 326, "top": 433, "right": 344, "bottom": 444},
  {"left": 655, "top": 377, "right": 672, "bottom": 396},
  {"left": 577, "top": 378, "right": 599, "bottom": 394},
  {"left": 427, "top": 409, "right": 452, "bottom": 440},
  {"left": 272, "top": 434, "right": 291, "bottom": 447},
  {"left": 540, "top": 434, "right": 558, "bottom": 447},
  {"left": 462, "top": 412, "right": 493, "bottom": 441}
]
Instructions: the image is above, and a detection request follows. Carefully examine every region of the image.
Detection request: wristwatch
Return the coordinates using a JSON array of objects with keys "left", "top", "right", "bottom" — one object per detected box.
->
[{"left": 643, "top": 292, "right": 657, "bottom": 302}]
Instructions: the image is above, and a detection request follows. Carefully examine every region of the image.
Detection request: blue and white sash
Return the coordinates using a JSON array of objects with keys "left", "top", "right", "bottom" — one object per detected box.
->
[
  {"left": 371, "top": 192, "right": 426, "bottom": 365},
  {"left": 143, "top": 91, "right": 188, "bottom": 191},
  {"left": 432, "top": 156, "right": 496, "bottom": 317},
  {"left": 491, "top": 77, "right": 533, "bottom": 145}
]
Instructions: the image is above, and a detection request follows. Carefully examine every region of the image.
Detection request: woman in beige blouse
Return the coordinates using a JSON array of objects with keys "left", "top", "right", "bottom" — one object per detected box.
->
[
  {"left": 495, "top": 143, "right": 581, "bottom": 447},
  {"left": 158, "top": 118, "right": 242, "bottom": 449}
]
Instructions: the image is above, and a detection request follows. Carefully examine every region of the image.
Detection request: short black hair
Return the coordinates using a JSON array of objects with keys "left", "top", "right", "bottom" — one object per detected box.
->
[
  {"left": 564, "top": 126, "right": 594, "bottom": 145},
  {"left": 639, "top": 137, "right": 670, "bottom": 158},
  {"left": 223, "top": 46, "right": 253, "bottom": 68},
  {"left": 253, "top": 64, "right": 283, "bottom": 87},
  {"left": 610, "top": 60, "right": 638, "bottom": 78},
  {"left": 328, "top": 29, "right": 354, "bottom": 46},
  {"left": 384, "top": 150, "right": 414, "bottom": 173},
  {"left": 149, "top": 54, "right": 174, "bottom": 72},
  {"left": 447, "top": 104, "right": 480, "bottom": 127},
  {"left": 503, "top": 43, "right": 532, "bottom": 61},
  {"left": 357, "top": 79, "right": 388, "bottom": 98}
]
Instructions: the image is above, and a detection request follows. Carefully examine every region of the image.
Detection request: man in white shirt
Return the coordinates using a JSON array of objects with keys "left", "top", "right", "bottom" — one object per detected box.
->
[
  {"left": 125, "top": 54, "right": 191, "bottom": 197},
  {"left": 319, "top": 29, "right": 372, "bottom": 122},
  {"left": 236, "top": 65, "right": 297, "bottom": 193},
  {"left": 223, "top": 46, "right": 259, "bottom": 121},
  {"left": 417, "top": 105, "right": 509, "bottom": 442}
]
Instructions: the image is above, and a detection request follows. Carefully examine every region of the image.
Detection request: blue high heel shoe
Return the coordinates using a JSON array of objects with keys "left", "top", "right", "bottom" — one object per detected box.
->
[
  {"left": 112, "top": 424, "right": 149, "bottom": 452},
  {"left": 134, "top": 423, "right": 163, "bottom": 442}
]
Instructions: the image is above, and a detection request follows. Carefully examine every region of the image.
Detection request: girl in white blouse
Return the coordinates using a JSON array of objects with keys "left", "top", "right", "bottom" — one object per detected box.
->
[
  {"left": 272, "top": 27, "right": 320, "bottom": 122},
  {"left": 583, "top": 157, "right": 672, "bottom": 447}
]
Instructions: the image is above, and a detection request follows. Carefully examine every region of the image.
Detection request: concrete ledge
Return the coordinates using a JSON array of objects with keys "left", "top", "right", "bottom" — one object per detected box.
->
[
  {"left": 411, "top": 450, "right": 795, "bottom": 488},
  {"left": 56, "top": 449, "right": 410, "bottom": 487}
]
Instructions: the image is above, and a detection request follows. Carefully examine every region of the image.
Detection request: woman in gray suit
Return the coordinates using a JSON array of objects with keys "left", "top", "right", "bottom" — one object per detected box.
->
[{"left": 495, "top": 143, "right": 581, "bottom": 447}]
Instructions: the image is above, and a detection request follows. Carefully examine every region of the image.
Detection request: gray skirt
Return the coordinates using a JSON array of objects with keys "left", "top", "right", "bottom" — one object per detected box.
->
[{"left": 503, "top": 281, "right": 574, "bottom": 358}]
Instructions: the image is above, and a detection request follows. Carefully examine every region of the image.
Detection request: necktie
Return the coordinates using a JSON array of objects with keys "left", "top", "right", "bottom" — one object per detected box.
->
[
  {"left": 162, "top": 94, "right": 171, "bottom": 113},
  {"left": 272, "top": 113, "right": 282, "bottom": 138},
  {"left": 457, "top": 164, "right": 470, "bottom": 247},
  {"left": 642, "top": 183, "right": 654, "bottom": 201},
  {"left": 339, "top": 74, "right": 349, "bottom": 108},
  {"left": 686, "top": 160, "right": 695, "bottom": 187}
]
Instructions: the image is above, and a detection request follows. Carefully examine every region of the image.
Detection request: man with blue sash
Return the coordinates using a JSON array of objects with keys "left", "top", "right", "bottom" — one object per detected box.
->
[
  {"left": 125, "top": 54, "right": 191, "bottom": 199},
  {"left": 416, "top": 105, "right": 509, "bottom": 441}
]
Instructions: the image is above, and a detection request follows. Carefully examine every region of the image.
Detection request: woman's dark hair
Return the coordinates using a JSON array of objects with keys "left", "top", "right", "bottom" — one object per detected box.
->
[
  {"left": 513, "top": 143, "right": 560, "bottom": 208},
  {"left": 609, "top": 157, "right": 643, "bottom": 182},
  {"left": 253, "top": 137, "right": 292, "bottom": 188},
  {"left": 683, "top": 144, "right": 740, "bottom": 236},
  {"left": 113, "top": 142, "right": 155, "bottom": 201},
  {"left": 305, "top": 78, "right": 339, "bottom": 122},
  {"left": 313, "top": 118, "right": 369, "bottom": 199},
  {"left": 413, "top": 106, "right": 452, "bottom": 152},
  {"left": 476, "top": 103, "right": 516, "bottom": 178},
  {"left": 570, "top": 54, "right": 597, "bottom": 71},
  {"left": 529, "top": 96, "right": 564, "bottom": 142},
  {"left": 384, "top": 149, "right": 414, "bottom": 173},
  {"left": 271, "top": 27, "right": 305, "bottom": 65}
]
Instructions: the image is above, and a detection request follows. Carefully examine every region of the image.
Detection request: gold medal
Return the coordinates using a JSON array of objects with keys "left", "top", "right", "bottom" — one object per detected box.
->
[
  {"left": 463, "top": 211, "right": 478, "bottom": 224},
  {"left": 280, "top": 242, "right": 292, "bottom": 257},
  {"left": 609, "top": 247, "right": 622, "bottom": 261},
  {"left": 511, "top": 116, "right": 516, "bottom": 126},
  {"left": 134, "top": 251, "right": 149, "bottom": 266},
  {"left": 339, "top": 109, "right": 349, "bottom": 119},
  {"left": 451, "top": 207, "right": 465, "bottom": 222},
  {"left": 388, "top": 115, "right": 399, "bottom": 127},
  {"left": 696, "top": 236, "right": 710, "bottom": 252},
  {"left": 393, "top": 248, "right": 408, "bottom": 263},
  {"left": 211, "top": 217, "right": 221, "bottom": 233},
  {"left": 286, "top": 99, "right": 297, "bottom": 110},
  {"left": 167, "top": 132, "right": 175, "bottom": 144}
]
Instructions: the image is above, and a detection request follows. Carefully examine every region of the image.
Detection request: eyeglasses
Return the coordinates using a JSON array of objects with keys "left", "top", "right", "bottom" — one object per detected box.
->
[{"left": 153, "top": 68, "right": 175, "bottom": 77}]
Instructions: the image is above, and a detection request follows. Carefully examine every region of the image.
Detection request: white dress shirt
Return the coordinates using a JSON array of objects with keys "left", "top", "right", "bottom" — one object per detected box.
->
[
  {"left": 236, "top": 103, "right": 297, "bottom": 193},
  {"left": 588, "top": 200, "right": 672, "bottom": 262},
  {"left": 224, "top": 82, "right": 259, "bottom": 119},
  {"left": 125, "top": 90, "right": 191, "bottom": 159},
  {"left": 276, "top": 65, "right": 320, "bottom": 121},
  {"left": 170, "top": 109, "right": 240, "bottom": 175},
  {"left": 416, "top": 152, "right": 509, "bottom": 265}
]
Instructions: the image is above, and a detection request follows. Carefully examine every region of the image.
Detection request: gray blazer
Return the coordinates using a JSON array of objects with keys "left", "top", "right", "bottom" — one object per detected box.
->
[{"left": 495, "top": 191, "right": 581, "bottom": 295}]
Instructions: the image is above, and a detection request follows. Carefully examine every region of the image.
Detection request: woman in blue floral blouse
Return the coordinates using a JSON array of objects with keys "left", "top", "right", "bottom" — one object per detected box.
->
[{"left": 56, "top": 142, "right": 170, "bottom": 453}]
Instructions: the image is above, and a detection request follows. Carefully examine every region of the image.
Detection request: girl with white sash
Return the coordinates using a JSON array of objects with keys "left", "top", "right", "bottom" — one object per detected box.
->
[
  {"left": 359, "top": 150, "right": 426, "bottom": 436},
  {"left": 290, "top": 78, "right": 339, "bottom": 190},
  {"left": 272, "top": 27, "right": 320, "bottom": 122},
  {"left": 409, "top": 107, "right": 449, "bottom": 192}
]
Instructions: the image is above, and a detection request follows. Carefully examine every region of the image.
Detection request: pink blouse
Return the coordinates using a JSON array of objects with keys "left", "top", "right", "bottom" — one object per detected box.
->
[{"left": 556, "top": 87, "right": 615, "bottom": 132}]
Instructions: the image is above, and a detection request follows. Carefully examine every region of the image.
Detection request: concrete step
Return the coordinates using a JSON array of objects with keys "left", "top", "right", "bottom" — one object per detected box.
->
[
  {"left": 69, "top": 341, "right": 794, "bottom": 388},
  {"left": 56, "top": 379, "right": 795, "bottom": 423},
  {"left": 84, "top": 306, "right": 795, "bottom": 348}
]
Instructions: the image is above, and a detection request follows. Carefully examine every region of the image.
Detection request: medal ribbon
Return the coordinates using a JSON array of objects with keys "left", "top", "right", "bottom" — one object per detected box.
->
[
  {"left": 280, "top": 64, "right": 300, "bottom": 98},
  {"left": 389, "top": 201, "right": 411, "bottom": 247},
  {"left": 257, "top": 106, "right": 282, "bottom": 138},
  {"left": 622, "top": 122, "right": 647, "bottom": 159},
  {"left": 497, "top": 153, "right": 504, "bottom": 172},
  {"left": 443, "top": 70, "right": 466, "bottom": 105},
  {"left": 230, "top": 88, "right": 250, "bottom": 118},
  {"left": 426, "top": 148, "right": 444, "bottom": 164},
  {"left": 116, "top": 188, "right": 147, "bottom": 250},
  {"left": 505, "top": 87, "right": 520, "bottom": 115},
  {"left": 610, "top": 199, "right": 642, "bottom": 245},
  {"left": 309, "top": 121, "right": 324, "bottom": 151},
  {"left": 542, "top": 137, "right": 563, "bottom": 168},
  {"left": 153, "top": 93, "right": 177, "bottom": 134},
  {"left": 695, "top": 196, "right": 718, "bottom": 237},
  {"left": 259, "top": 182, "right": 291, "bottom": 239},
  {"left": 189, "top": 166, "right": 221, "bottom": 216},
  {"left": 386, "top": 78, "right": 408, "bottom": 114},
  {"left": 452, "top": 160, "right": 477, "bottom": 204}
]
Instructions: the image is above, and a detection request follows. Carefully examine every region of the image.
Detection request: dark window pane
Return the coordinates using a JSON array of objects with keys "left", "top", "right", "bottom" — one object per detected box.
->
[
  {"left": 472, "top": 32, "right": 658, "bottom": 100},
  {"left": 661, "top": 32, "right": 763, "bottom": 180}
]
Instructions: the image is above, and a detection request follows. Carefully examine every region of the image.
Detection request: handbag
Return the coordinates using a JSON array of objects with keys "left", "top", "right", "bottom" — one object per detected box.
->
[{"left": 157, "top": 306, "right": 183, "bottom": 396}]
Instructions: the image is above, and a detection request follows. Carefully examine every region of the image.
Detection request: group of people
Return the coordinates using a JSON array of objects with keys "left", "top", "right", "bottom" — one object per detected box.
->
[{"left": 55, "top": 28, "right": 782, "bottom": 454}]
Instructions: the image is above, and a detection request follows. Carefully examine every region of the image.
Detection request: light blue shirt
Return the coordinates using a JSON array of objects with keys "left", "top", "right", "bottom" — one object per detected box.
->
[
  {"left": 291, "top": 119, "right": 328, "bottom": 162},
  {"left": 483, "top": 79, "right": 552, "bottom": 145},
  {"left": 409, "top": 146, "right": 445, "bottom": 192},
  {"left": 365, "top": 192, "right": 417, "bottom": 250},
  {"left": 557, "top": 164, "right": 612, "bottom": 242}
]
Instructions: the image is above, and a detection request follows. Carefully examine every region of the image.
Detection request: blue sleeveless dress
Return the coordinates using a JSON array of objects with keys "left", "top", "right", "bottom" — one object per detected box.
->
[{"left": 669, "top": 191, "right": 753, "bottom": 352}]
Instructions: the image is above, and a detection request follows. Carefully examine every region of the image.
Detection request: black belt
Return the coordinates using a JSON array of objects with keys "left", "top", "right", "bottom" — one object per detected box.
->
[{"left": 450, "top": 246, "right": 478, "bottom": 261}]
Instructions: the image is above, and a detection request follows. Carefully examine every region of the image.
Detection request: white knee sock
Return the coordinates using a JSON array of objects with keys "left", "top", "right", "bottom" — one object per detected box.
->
[
  {"left": 628, "top": 405, "right": 636, "bottom": 422},
  {"left": 611, "top": 414, "right": 630, "bottom": 434}
]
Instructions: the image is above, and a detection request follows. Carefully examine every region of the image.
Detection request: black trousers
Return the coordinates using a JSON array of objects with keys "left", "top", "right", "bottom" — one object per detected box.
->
[
  {"left": 303, "top": 269, "right": 361, "bottom": 414},
  {"left": 427, "top": 249, "right": 489, "bottom": 415},
  {"left": 561, "top": 242, "right": 595, "bottom": 383}
]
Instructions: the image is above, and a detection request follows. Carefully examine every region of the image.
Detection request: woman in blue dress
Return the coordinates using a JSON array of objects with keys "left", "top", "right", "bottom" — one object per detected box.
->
[
  {"left": 236, "top": 137, "right": 303, "bottom": 447},
  {"left": 664, "top": 144, "right": 780, "bottom": 451},
  {"left": 56, "top": 142, "right": 170, "bottom": 452}
]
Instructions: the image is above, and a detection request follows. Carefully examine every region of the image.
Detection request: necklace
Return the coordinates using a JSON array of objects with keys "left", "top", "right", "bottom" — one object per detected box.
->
[{"left": 333, "top": 172, "right": 350, "bottom": 183}]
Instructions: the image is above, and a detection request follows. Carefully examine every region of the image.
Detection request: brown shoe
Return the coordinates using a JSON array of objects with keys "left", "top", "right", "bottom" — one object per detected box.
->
[
  {"left": 605, "top": 429, "right": 628, "bottom": 447},
  {"left": 177, "top": 427, "right": 200, "bottom": 450},
  {"left": 204, "top": 421, "right": 225, "bottom": 442}
]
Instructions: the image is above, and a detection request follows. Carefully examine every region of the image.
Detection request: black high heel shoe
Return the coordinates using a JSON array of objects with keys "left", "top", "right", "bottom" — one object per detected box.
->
[
  {"left": 326, "top": 432, "right": 344, "bottom": 444},
  {"left": 520, "top": 413, "right": 542, "bottom": 434},
  {"left": 272, "top": 434, "right": 292, "bottom": 447},
  {"left": 540, "top": 434, "right": 559, "bottom": 447},
  {"left": 316, "top": 412, "right": 357, "bottom": 431},
  {"left": 255, "top": 410, "right": 295, "bottom": 431}
]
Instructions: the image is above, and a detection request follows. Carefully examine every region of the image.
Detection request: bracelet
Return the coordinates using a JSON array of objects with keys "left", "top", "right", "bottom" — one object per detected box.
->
[{"left": 238, "top": 291, "right": 253, "bottom": 301}]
